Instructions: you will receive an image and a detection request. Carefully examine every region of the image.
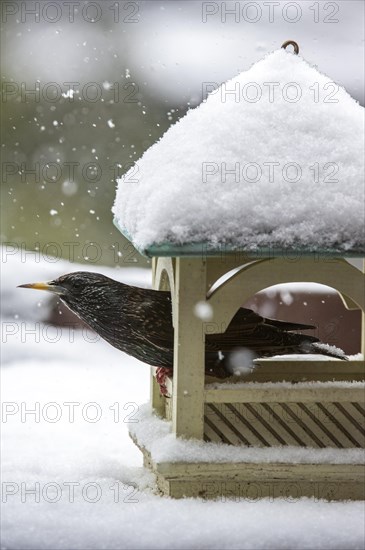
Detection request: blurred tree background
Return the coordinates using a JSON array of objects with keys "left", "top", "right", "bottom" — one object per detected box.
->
[{"left": 1, "top": 0, "right": 364, "bottom": 267}]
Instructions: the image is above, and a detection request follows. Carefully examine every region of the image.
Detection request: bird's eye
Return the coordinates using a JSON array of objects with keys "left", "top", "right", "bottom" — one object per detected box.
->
[{"left": 72, "top": 280, "right": 83, "bottom": 292}]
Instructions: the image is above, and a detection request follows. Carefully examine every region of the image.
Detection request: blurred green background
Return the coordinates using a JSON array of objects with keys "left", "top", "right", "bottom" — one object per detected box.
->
[
  {"left": 1, "top": 0, "right": 364, "bottom": 267},
  {"left": 1, "top": 70, "right": 181, "bottom": 267}
]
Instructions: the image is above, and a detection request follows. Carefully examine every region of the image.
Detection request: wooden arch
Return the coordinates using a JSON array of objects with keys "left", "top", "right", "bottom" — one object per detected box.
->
[{"left": 207, "top": 258, "right": 365, "bottom": 332}]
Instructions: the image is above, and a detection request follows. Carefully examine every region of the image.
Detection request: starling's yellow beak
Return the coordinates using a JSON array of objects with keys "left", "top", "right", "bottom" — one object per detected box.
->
[{"left": 17, "top": 281, "right": 64, "bottom": 294}]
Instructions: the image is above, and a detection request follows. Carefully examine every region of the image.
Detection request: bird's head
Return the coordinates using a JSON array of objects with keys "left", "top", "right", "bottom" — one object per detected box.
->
[{"left": 18, "top": 271, "right": 120, "bottom": 314}]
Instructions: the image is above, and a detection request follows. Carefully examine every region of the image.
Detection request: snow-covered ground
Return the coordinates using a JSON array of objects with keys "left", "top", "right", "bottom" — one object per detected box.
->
[{"left": 1, "top": 249, "right": 364, "bottom": 550}]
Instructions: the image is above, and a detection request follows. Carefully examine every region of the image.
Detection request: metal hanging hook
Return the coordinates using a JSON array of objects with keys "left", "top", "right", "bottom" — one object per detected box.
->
[{"left": 281, "top": 40, "right": 299, "bottom": 54}]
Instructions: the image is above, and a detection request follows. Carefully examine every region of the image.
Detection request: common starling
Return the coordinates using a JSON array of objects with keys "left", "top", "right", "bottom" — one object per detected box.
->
[{"left": 19, "top": 272, "right": 347, "bottom": 392}]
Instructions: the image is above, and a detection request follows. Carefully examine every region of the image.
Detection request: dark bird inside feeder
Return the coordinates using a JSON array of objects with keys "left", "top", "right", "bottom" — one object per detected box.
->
[{"left": 18, "top": 272, "right": 347, "bottom": 394}]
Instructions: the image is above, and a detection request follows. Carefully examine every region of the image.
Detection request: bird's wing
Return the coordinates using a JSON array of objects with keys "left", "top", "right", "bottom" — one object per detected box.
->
[
  {"left": 136, "top": 327, "right": 173, "bottom": 352},
  {"left": 231, "top": 308, "right": 315, "bottom": 331},
  {"left": 205, "top": 308, "right": 260, "bottom": 352},
  {"left": 206, "top": 308, "right": 318, "bottom": 353},
  {"left": 263, "top": 317, "right": 316, "bottom": 331},
  {"left": 129, "top": 290, "right": 174, "bottom": 351}
]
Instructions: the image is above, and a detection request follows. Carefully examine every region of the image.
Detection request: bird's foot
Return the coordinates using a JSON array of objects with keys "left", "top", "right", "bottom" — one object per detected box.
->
[{"left": 155, "top": 367, "right": 173, "bottom": 396}]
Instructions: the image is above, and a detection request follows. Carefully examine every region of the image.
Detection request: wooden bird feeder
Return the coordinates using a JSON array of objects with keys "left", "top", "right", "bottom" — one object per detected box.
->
[{"left": 114, "top": 42, "right": 365, "bottom": 500}]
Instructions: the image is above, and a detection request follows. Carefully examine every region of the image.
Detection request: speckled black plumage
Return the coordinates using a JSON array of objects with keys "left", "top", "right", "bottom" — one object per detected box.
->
[{"left": 22, "top": 271, "right": 346, "bottom": 375}]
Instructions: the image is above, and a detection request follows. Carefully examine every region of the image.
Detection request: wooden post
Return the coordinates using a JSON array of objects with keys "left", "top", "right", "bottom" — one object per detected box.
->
[
  {"left": 150, "top": 257, "right": 167, "bottom": 417},
  {"left": 172, "top": 258, "right": 207, "bottom": 439}
]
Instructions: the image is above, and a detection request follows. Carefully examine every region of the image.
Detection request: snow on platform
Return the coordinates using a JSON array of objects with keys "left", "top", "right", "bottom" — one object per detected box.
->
[
  {"left": 129, "top": 403, "right": 364, "bottom": 466},
  {"left": 113, "top": 48, "right": 364, "bottom": 254}
]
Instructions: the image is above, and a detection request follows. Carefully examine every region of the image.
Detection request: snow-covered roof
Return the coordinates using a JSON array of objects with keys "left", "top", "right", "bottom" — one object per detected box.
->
[{"left": 113, "top": 48, "right": 364, "bottom": 257}]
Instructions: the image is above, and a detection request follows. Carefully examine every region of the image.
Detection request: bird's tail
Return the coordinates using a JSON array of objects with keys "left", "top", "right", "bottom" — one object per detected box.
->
[{"left": 302, "top": 341, "right": 348, "bottom": 360}]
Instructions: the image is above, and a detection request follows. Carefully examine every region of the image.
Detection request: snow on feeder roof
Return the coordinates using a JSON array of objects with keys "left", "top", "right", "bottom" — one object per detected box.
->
[{"left": 113, "top": 45, "right": 364, "bottom": 258}]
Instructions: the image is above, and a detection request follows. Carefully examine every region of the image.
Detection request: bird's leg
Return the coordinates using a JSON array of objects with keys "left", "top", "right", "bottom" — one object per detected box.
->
[
  {"left": 155, "top": 367, "right": 173, "bottom": 396},
  {"left": 155, "top": 360, "right": 229, "bottom": 397}
]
